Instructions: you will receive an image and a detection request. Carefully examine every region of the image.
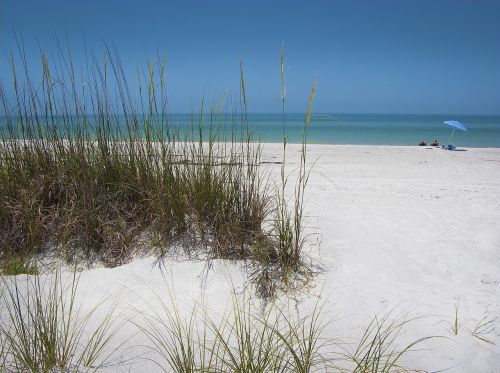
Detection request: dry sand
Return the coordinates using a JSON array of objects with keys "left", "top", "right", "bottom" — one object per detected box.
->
[{"left": 3, "top": 144, "right": 500, "bottom": 372}]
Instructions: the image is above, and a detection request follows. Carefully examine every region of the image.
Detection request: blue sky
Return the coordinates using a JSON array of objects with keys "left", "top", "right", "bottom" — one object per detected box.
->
[{"left": 1, "top": 0, "right": 499, "bottom": 114}]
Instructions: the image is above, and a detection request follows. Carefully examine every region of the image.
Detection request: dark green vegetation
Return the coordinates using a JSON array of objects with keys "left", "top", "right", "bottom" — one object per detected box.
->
[{"left": 0, "top": 46, "right": 314, "bottom": 287}]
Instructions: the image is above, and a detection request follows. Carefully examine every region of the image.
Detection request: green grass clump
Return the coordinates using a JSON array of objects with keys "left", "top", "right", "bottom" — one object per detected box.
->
[
  {"left": 0, "top": 46, "right": 271, "bottom": 269},
  {"left": 0, "top": 42, "right": 321, "bottom": 295},
  {"left": 138, "top": 288, "right": 329, "bottom": 373},
  {"left": 346, "top": 312, "right": 434, "bottom": 373},
  {"left": 0, "top": 257, "right": 38, "bottom": 276},
  {"left": 0, "top": 42, "right": 316, "bottom": 295},
  {"left": 0, "top": 269, "right": 121, "bottom": 372}
]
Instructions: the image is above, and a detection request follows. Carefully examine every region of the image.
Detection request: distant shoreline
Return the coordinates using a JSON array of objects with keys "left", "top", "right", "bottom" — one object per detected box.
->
[
  {"left": 2, "top": 112, "right": 499, "bottom": 147},
  {"left": 258, "top": 142, "right": 500, "bottom": 148}
]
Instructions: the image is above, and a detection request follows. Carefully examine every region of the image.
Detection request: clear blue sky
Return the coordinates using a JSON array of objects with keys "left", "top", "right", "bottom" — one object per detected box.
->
[{"left": 1, "top": 0, "right": 499, "bottom": 114}]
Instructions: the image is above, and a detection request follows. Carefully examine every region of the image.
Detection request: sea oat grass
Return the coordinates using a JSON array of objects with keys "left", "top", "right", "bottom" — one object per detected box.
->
[
  {"left": 344, "top": 312, "right": 434, "bottom": 373},
  {"left": 271, "top": 46, "right": 317, "bottom": 288},
  {"left": 0, "top": 45, "right": 271, "bottom": 270},
  {"left": 138, "top": 286, "right": 330, "bottom": 373},
  {"left": 0, "top": 269, "right": 122, "bottom": 372}
]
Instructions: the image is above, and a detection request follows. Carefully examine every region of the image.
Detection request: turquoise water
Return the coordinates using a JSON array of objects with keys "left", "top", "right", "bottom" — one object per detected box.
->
[
  {"left": 247, "top": 113, "right": 500, "bottom": 147},
  {"left": 171, "top": 113, "right": 500, "bottom": 148},
  {"left": 2, "top": 113, "right": 499, "bottom": 147}
]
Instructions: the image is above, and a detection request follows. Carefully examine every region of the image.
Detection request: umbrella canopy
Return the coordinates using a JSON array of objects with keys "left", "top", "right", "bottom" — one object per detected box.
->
[
  {"left": 443, "top": 120, "right": 467, "bottom": 148},
  {"left": 444, "top": 120, "right": 468, "bottom": 132}
]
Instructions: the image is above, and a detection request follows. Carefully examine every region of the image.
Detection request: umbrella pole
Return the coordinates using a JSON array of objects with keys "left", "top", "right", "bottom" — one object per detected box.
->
[{"left": 447, "top": 127, "right": 455, "bottom": 145}]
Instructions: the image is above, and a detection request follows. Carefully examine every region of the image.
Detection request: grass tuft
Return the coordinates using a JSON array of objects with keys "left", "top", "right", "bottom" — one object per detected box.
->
[
  {"left": 345, "top": 312, "right": 433, "bottom": 373},
  {"left": 138, "top": 285, "right": 330, "bottom": 372},
  {"left": 0, "top": 268, "right": 121, "bottom": 371},
  {"left": 470, "top": 315, "right": 495, "bottom": 345},
  {"left": 0, "top": 257, "right": 38, "bottom": 276},
  {"left": 267, "top": 46, "right": 317, "bottom": 293}
]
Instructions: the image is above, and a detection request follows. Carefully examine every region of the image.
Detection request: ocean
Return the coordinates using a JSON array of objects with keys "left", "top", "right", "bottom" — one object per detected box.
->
[
  {"left": 243, "top": 113, "right": 500, "bottom": 148},
  {"left": 2, "top": 113, "right": 499, "bottom": 147},
  {"left": 164, "top": 113, "right": 500, "bottom": 148}
]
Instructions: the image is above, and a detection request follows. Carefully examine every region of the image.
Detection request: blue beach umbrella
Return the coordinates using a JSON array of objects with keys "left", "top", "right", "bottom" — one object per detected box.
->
[{"left": 443, "top": 120, "right": 467, "bottom": 146}]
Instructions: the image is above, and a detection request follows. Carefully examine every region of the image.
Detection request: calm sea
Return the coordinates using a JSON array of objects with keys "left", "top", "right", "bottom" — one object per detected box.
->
[
  {"left": 2, "top": 113, "right": 499, "bottom": 147},
  {"left": 241, "top": 113, "right": 500, "bottom": 148}
]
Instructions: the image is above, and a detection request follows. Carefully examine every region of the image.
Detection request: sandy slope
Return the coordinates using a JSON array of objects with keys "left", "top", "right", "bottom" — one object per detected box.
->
[{"left": 3, "top": 145, "right": 500, "bottom": 372}]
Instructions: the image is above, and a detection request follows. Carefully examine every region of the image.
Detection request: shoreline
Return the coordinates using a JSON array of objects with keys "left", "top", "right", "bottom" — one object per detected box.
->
[{"left": 259, "top": 142, "right": 500, "bottom": 149}]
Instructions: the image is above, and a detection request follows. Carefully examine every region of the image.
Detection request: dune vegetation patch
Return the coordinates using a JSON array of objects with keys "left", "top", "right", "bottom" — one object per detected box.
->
[{"left": 0, "top": 45, "right": 316, "bottom": 296}]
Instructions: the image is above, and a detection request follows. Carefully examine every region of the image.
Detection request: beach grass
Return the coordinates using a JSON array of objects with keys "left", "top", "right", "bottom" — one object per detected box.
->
[
  {"left": 0, "top": 269, "right": 121, "bottom": 372},
  {"left": 470, "top": 315, "right": 495, "bottom": 345},
  {"left": 0, "top": 40, "right": 325, "bottom": 297},
  {"left": 272, "top": 46, "right": 316, "bottom": 286},
  {"left": 136, "top": 284, "right": 433, "bottom": 373},
  {"left": 0, "top": 269, "right": 432, "bottom": 372},
  {"left": 0, "top": 45, "right": 281, "bottom": 276},
  {"left": 346, "top": 312, "right": 434, "bottom": 373},
  {"left": 138, "top": 285, "right": 330, "bottom": 372}
]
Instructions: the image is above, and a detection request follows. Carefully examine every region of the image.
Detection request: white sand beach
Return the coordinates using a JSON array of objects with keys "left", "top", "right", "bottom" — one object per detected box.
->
[{"left": 3, "top": 144, "right": 500, "bottom": 372}]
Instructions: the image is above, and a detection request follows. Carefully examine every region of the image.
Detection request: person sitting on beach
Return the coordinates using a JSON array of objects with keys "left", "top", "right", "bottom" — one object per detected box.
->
[
  {"left": 431, "top": 139, "right": 439, "bottom": 146},
  {"left": 418, "top": 140, "right": 427, "bottom": 146}
]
